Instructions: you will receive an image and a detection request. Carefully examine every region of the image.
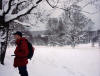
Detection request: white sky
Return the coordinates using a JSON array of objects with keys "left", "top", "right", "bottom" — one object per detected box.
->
[
  {"left": 78, "top": 0, "right": 100, "bottom": 30},
  {"left": 29, "top": 0, "right": 100, "bottom": 31}
]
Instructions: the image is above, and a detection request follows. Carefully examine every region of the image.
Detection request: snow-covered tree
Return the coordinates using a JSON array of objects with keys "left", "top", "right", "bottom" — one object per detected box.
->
[
  {"left": 0, "top": 0, "right": 99, "bottom": 64},
  {"left": 97, "top": 30, "right": 100, "bottom": 47},
  {"left": 0, "top": 0, "right": 63, "bottom": 65},
  {"left": 61, "top": 5, "right": 90, "bottom": 48},
  {"left": 46, "top": 18, "right": 65, "bottom": 46},
  {"left": 0, "top": 0, "right": 43, "bottom": 65}
]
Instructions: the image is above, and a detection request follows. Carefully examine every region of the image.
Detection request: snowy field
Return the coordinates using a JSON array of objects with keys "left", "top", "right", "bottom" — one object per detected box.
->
[{"left": 0, "top": 44, "right": 100, "bottom": 76}]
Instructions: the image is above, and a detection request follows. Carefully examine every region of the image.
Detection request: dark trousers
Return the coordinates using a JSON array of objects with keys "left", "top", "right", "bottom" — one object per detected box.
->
[{"left": 18, "top": 66, "right": 28, "bottom": 76}]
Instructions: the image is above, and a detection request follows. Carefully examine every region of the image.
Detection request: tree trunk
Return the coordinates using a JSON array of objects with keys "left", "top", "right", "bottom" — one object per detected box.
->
[
  {"left": 71, "top": 36, "right": 76, "bottom": 48},
  {"left": 0, "top": 0, "right": 2, "bottom": 9},
  {"left": 71, "top": 41, "right": 76, "bottom": 48},
  {"left": 0, "top": 23, "right": 9, "bottom": 65}
]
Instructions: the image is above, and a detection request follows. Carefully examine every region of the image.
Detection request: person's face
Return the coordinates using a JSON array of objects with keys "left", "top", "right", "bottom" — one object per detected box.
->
[{"left": 14, "top": 35, "right": 21, "bottom": 40}]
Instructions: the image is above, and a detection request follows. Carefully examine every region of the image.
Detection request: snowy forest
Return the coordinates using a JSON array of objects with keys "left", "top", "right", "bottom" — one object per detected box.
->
[{"left": 0, "top": 0, "right": 100, "bottom": 76}]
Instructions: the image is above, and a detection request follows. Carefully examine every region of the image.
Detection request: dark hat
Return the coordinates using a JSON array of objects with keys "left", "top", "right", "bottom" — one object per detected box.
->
[{"left": 13, "top": 31, "right": 22, "bottom": 37}]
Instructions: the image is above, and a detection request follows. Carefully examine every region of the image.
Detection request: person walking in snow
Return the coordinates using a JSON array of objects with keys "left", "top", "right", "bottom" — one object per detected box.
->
[{"left": 13, "top": 31, "right": 29, "bottom": 76}]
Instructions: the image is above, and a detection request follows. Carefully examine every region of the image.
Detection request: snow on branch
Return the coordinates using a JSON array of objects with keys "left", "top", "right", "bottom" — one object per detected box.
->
[
  {"left": 14, "top": 20, "right": 31, "bottom": 26},
  {"left": 11, "top": 0, "right": 27, "bottom": 6},
  {"left": 5, "top": 4, "right": 36, "bottom": 22},
  {"left": 14, "top": 20, "right": 34, "bottom": 30},
  {"left": 4, "top": 0, "right": 29, "bottom": 15},
  {"left": 4, "top": 0, "right": 14, "bottom": 14},
  {"left": 5, "top": 0, "right": 43, "bottom": 22},
  {"left": 0, "top": 10, "right": 3, "bottom": 16}
]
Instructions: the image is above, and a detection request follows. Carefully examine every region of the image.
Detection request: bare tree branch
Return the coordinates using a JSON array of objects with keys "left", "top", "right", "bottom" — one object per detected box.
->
[
  {"left": 11, "top": 1, "right": 27, "bottom": 6},
  {"left": 5, "top": 4, "right": 36, "bottom": 22},
  {"left": 46, "top": 0, "right": 59, "bottom": 8},
  {"left": 36, "top": 0, "right": 42, "bottom": 4},
  {"left": 0, "top": 0, "right": 4, "bottom": 16},
  {"left": 81, "top": 10, "right": 99, "bottom": 14},
  {"left": 8, "top": 0, "right": 28, "bottom": 15},
  {"left": 0, "top": 10, "right": 3, "bottom": 16},
  {"left": 14, "top": 20, "right": 32, "bottom": 26},
  {"left": 46, "top": 0, "right": 98, "bottom": 15},
  {"left": 82, "top": 0, "right": 99, "bottom": 8},
  {"left": 5, "top": 0, "right": 43, "bottom": 22},
  {"left": 0, "top": 0, "right": 2, "bottom": 9},
  {"left": 4, "top": 0, "right": 14, "bottom": 15}
]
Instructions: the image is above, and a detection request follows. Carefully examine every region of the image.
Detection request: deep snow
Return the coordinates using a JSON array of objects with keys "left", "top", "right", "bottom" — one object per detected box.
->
[{"left": 0, "top": 44, "right": 100, "bottom": 76}]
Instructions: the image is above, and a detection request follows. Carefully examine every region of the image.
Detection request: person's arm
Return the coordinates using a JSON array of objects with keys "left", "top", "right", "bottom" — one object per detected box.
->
[{"left": 14, "top": 40, "right": 29, "bottom": 57}]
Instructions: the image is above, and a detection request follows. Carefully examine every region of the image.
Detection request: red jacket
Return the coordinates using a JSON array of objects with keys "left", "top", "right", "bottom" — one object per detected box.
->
[{"left": 13, "top": 37, "right": 29, "bottom": 67}]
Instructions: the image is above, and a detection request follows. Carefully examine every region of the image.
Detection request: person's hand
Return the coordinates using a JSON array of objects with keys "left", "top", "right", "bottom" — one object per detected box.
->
[{"left": 13, "top": 64, "right": 17, "bottom": 68}]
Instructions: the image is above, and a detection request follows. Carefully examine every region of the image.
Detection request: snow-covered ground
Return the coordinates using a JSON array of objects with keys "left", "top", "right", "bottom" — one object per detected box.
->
[{"left": 0, "top": 44, "right": 100, "bottom": 76}]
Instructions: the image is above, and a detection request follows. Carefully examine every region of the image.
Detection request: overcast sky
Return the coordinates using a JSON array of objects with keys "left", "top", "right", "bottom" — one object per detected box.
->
[
  {"left": 78, "top": 0, "right": 100, "bottom": 30},
  {"left": 28, "top": 0, "right": 100, "bottom": 31}
]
